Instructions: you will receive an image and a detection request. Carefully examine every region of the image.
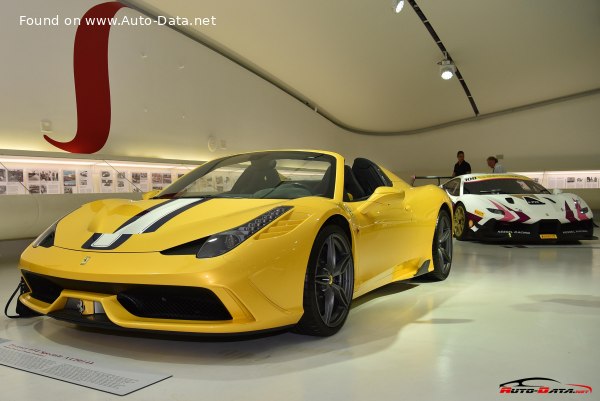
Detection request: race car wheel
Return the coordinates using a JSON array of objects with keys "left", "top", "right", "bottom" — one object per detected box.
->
[
  {"left": 453, "top": 203, "right": 469, "bottom": 240},
  {"left": 294, "top": 225, "right": 354, "bottom": 336},
  {"left": 428, "top": 209, "right": 453, "bottom": 281}
]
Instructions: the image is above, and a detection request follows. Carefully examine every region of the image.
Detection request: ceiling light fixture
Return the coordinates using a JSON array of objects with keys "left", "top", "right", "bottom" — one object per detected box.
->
[
  {"left": 394, "top": 0, "right": 405, "bottom": 13},
  {"left": 438, "top": 52, "right": 456, "bottom": 80}
]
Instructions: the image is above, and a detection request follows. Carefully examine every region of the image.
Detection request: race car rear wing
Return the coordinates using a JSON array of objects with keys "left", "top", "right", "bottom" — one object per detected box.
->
[{"left": 411, "top": 175, "right": 453, "bottom": 186}]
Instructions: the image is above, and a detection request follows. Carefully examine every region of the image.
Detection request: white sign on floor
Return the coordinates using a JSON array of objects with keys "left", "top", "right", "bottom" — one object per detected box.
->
[{"left": 0, "top": 338, "right": 171, "bottom": 396}]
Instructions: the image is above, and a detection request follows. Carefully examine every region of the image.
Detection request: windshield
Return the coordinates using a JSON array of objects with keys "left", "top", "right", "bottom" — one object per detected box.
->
[
  {"left": 464, "top": 178, "right": 550, "bottom": 195},
  {"left": 156, "top": 151, "right": 336, "bottom": 199}
]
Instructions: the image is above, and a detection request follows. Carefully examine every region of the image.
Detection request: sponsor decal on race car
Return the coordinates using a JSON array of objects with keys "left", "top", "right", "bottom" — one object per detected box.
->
[{"left": 464, "top": 174, "right": 524, "bottom": 182}]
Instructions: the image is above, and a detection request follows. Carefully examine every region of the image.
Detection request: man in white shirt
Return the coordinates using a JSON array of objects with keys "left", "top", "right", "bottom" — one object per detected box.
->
[{"left": 487, "top": 156, "right": 506, "bottom": 173}]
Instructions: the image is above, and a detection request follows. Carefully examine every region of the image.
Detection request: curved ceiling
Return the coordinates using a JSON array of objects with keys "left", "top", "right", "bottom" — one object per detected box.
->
[{"left": 125, "top": 0, "right": 600, "bottom": 134}]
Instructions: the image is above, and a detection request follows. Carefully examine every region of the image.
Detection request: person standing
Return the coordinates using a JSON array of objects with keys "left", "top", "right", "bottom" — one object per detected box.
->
[
  {"left": 486, "top": 156, "right": 506, "bottom": 173},
  {"left": 452, "top": 150, "right": 472, "bottom": 177}
]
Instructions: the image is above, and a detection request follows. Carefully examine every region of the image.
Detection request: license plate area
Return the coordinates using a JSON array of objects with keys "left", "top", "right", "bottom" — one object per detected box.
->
[{"left": 64, "top": 298, "right": 106, "bottom": 315}]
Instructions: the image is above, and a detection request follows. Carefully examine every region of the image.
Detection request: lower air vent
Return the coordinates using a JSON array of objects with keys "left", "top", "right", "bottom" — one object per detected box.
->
[
  {"left": 561, "top": 219, "right": 593, "bottom": 232},
  {"left": 524, "top": 196, "right": 544, "bottom": 205},
  {"left": 117, "top": 286, "right": 232, "bottom": 321},
  {"left": 22, "top": 272, "right": 62, "bottom": 304},
  {"left": 538, "top": 219, "right": 560, "bottom": 234}
]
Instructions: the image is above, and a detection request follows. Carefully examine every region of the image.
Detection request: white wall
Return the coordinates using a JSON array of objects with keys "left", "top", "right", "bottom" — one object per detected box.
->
[
  {"left": 1, "top": 1, "right": 599, "bottom": 179},
  {"left": 340, "top": 93, "right": 600, "bottom": 181},
  {"left": 0, "top": 1, "right": 348, "bottom": 163}
]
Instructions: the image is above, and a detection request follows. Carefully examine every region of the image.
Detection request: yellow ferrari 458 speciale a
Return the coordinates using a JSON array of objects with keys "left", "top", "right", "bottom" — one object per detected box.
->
[{"left": 14, "top": 150, "right": 453, "bottom": 336}]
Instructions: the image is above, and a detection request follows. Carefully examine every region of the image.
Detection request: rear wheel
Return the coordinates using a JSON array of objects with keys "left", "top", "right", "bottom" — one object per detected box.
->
[
  {"left": 294, "top": 225, "right": 354, "bottom": 336},
  {"left": 453, "top": 203, "right": 469, "bottom": 241},
  {"left": 428, "top": 209, "right": 453, "bottom": 281}
]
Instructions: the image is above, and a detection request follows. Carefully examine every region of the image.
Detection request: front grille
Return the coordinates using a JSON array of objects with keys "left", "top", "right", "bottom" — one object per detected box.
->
[
  {"left": 23, "top": 272, "right": 130, "bottom": 301},
  {"left": 21, "top": 272, "right": 232, "bottom": 321},
  {"left": 538, "top": 219, "right": 560, "bottom": 234},
  {"left": 23, "top": 272, "right": 62, "bottom": 304},
  {"left": 561, "top": 219, "right": 593, "bottom": 233},
  {"left": 117, "top": 286, "right": 232, "bottom": 321},
  {"left": 485, "top": 218, "right": 593, "bottom": 237},
  {"left": 493, "top": 221, "right": 534, "bottom": 233}
]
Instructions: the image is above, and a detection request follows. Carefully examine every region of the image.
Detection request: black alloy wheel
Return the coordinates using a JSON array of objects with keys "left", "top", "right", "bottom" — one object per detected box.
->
[
  {"left": 294, "top": 225, "right": 354, "bottom": 336},
  {"left": 428, "top": 209, "right": 453, "bottom": 281}
]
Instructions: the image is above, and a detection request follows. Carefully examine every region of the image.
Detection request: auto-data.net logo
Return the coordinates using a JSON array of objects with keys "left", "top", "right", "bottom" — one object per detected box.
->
[{"left": 499, "top": 377, "right": 592, "bottom": 395}]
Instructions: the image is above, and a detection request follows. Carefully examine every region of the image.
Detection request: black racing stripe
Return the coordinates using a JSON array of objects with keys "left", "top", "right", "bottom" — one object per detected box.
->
[
  {"left": 97, "top": 234, "right": 132, "bottom": 250},
  {"left": 80, "top": 200, "right": 173, "bottom": 249},
  {"left": 144, "top": 198, "right": 210, "bottom": 233},
  {"left": 80, "top": 198, "right": 210, "bottom": 250},
  {"left": 114, "top": 199, "right": 175, "bottom": 231},
  {"left": 81, "top": 233, "right": 102, "bottom": 250},
  {"left": 82, "top": 234, "right": 133, "bottom": 250}
]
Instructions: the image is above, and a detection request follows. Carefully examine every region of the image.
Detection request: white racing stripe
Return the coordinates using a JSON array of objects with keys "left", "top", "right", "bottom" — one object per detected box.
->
[{"left": 91, "top": 199, "right": 200, "bottom": 248}]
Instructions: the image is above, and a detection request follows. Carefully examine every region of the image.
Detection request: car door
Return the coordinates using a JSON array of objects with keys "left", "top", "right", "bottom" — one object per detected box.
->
[{"left": 342, "top": 160, "right": 413, "bottom": 286}]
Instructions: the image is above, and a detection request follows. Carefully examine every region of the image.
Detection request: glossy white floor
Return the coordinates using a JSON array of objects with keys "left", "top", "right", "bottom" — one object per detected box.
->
[{"left": 1, "top": 233, "right": 599, "bottom": 401}]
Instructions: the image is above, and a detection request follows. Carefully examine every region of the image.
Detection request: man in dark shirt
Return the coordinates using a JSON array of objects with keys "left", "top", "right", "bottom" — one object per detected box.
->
[{"left": 452, "top": 150, "right": 471, "bottom": 177}]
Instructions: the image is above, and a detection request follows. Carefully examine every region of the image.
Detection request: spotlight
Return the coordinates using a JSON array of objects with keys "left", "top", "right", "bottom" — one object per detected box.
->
[
  {"left": 438, "top": 55, "right": 456, "bottom": 80},
  {"left": 394, "top": 0, "right": 405, "bottom": 13}
]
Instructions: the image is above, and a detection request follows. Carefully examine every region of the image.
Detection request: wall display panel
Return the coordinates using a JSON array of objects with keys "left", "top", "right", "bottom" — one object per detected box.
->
[
  {"left": 1, "top": 168, "right": 26, "bottom": 195},
  {"left": 516, "top": 171, "right": 600, "bottom": 190},
  {"left": 0, "top": 155, "right": 198, "bottom": 195}
]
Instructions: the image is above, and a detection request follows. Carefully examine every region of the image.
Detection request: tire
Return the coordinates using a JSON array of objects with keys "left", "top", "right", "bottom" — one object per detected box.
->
[
  {"left": 428, "top": 209, "right": 453, "bottom": 281},
  {"left": 294, "top": 225, "right": 354, "bottom": 336},
  {"left": 453, "top": 203, "right": 469, "bottom": 241}
]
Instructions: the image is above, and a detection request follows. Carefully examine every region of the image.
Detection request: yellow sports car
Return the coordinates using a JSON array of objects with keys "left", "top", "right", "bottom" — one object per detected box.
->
[{"left": 15, "top": 150, "right": 453, "bottom": 336}]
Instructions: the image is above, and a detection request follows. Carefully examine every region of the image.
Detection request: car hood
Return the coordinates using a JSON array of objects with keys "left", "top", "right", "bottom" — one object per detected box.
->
[
  {"left": 54, "top": 197, "right": 294, "bottom": 252},
  {"left": 466, "top": 193, "right": 592, "bottom": 222}
]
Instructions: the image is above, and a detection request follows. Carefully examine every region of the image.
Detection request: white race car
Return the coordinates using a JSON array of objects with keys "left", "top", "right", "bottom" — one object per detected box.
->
[{"left": 439, "top": 174, "right": 595, "bottom": 242}]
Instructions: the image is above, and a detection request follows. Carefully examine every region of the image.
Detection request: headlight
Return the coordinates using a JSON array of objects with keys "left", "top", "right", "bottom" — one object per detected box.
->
[
  {"left": 32, "top": 220, "right": 59, "bottom": 248},
  {"left": 196, "top": 206, "right": 292, "bottom": 259},
  {"left": 486, "top": 208, "right": 505, "bottom": 215}
]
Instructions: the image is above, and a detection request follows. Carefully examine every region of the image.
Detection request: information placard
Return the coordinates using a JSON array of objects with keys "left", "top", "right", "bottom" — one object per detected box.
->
[{"left": 0, "top": 338, "right": 171, "bottom": 396}]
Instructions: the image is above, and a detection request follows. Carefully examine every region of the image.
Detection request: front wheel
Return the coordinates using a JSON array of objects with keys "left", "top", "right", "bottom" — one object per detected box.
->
[
  {"left": 453, "top": 203, "right": 469, "bottom": 241},
  {"left": 428, "top": 209, "right": 453, "bottom": 281},
  {"left": 294, "top": 225, "right": 354, "bottom": 336}
]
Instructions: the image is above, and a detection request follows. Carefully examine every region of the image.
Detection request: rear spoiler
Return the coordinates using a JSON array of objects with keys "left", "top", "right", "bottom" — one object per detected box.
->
[{"left": 411, "top": 176, "right": 453, "bottom": 186}]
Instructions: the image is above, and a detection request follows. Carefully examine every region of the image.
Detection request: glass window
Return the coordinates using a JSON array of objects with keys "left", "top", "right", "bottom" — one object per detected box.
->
[
  {"left": 155, "top": 151, "right": 336, "bottom": 200},
  {"left": 463, "top": 178, "right": 551, "bottom": 195},
  {"left": 442, "top": 179, "right": 461, "bottom": 196}
]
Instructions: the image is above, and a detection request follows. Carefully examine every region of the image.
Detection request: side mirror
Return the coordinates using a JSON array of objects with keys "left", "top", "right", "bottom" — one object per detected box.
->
[
  {"left": 371, "top": 185, "right": 405, "bottom": 199},
  {"left": 552, "top": 188, "right": 562, "bottom": 195},
  {"left": 357, "top": 186, "right": 405, "bottom": 215},
  {"left": 142, "top": 189, "right": 161, "bottom": 200}
]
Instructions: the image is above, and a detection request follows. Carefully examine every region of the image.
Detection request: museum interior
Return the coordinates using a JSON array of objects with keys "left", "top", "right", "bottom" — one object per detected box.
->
[{"left": 0, "top": 1, "right": 599, "bottom": 400}]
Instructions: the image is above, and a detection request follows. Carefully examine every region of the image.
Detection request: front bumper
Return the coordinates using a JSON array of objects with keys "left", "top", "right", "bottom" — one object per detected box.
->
[
  {"left": 18, "top": 238, "right": 311, "bottom": 334},
  {"left": 469, "top": 218, "right": 595, "bottom": 242}
]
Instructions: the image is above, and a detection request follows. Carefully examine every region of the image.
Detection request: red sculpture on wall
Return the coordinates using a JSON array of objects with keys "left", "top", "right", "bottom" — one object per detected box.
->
[{"left": 44, "top": 2, "right": 125, "bottom": 153}]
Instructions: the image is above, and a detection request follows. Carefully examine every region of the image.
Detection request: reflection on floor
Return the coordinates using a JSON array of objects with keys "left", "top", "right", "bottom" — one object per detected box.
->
[{"left": 1, "top": 233, "right": 599, "bottom": 401}]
